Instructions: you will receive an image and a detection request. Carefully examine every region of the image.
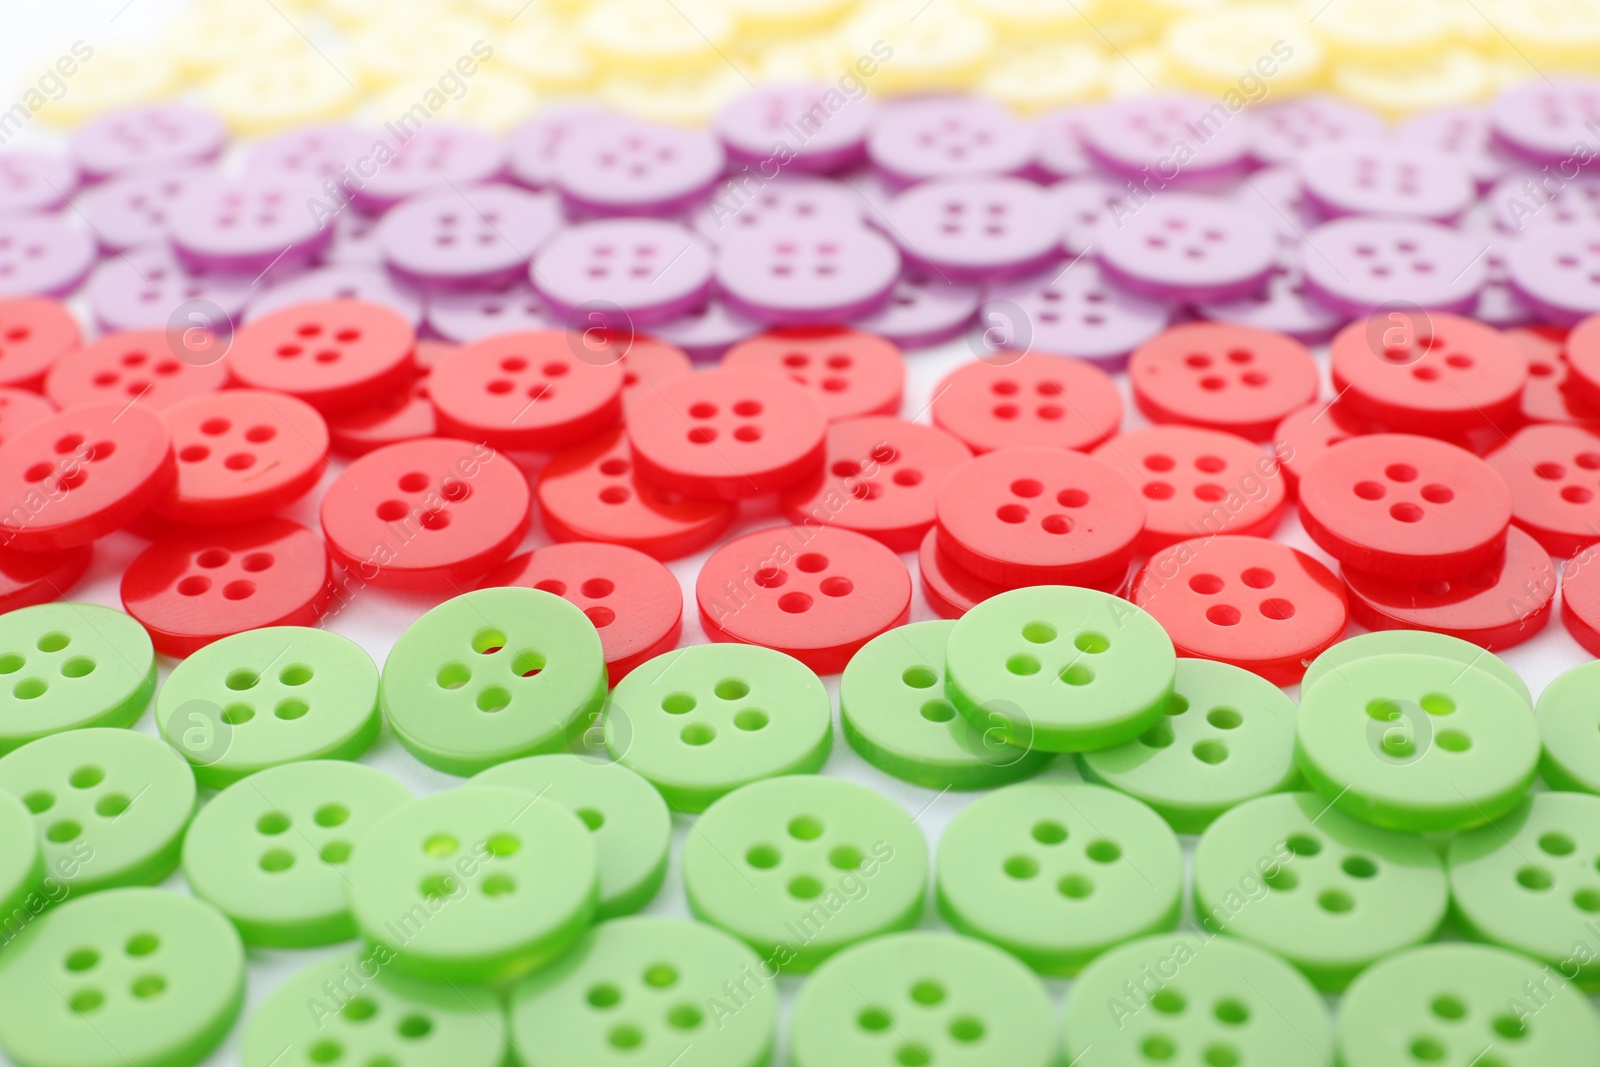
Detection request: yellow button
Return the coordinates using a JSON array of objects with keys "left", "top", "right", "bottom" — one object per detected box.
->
[
  {"left": 598, "top": 67, "right": 751, "bottom": 126},
  {"left": 978, "top": 43, "right": 1107, "bottom": 112},
  {"left": 1312, "top": 0, "right": 1457, "bottom": 64},
  {"left": 369, "top": 70, "right": 537, "bottom": 132},
  {"left": 499, "top": 16, "right": 598, "bottom": 92},
  {"left": 349, "top": 17, "right": 496, "bottom": 88},
  {"left": 580, "top": 0, "right": 738, "bottom": 77},
  {"left": 204, "top": 51, "right": 361, "bottom": 135},
  {"left": 164, "top": 3, "right": 302, "bottom": 78},
  {"left": 838, "top": 1, "right": 996, "bottom": 93},
  {"left": 1163, "top": 5, "right": 1326, "bottom": 98},
  {"left": 1482, "top": 0, "right": 1600, "bottom": 71},
  {"left": 33, "top": 48, "right": 179, "bottom": 127},
  {"left": 958, "top": 0, "right": 1104, "bottom": 42},
  {"left": 722, "top": 0, "right": 859, "bottom": 35},
  {"left": 1332, "top": 47, "right": 1492, "bottom": 116}
]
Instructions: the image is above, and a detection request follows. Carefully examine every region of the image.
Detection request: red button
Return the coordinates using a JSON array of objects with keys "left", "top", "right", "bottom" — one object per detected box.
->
[
  {"left": 0, "top": 388, "right": 57, "bottom": 448},
  {"left": 1563, "top": 312, "right": 1600, "bottom": 411},
  {"left": 1330, "top": 311, "right": 1527, "bottom": 436},
  {"left": 1092, "top": 426, "right": 1288, "bottom": 551},
  {"left": 45, "top": 328, "right": 227, "bottom": 411},
  {"left": 0, "top": 403, "right": 175, "bottom": 551},
  {"left": 627, "top": 369, "right": 827, "bottom": 501},
  {"left": 930, "top": 352, "right": 1121, "bottom": 453},
  {"left": 537, "top": 425, "right": 735, "bottom": 561},
  {"left": 428, "top": 329, "right": 624, "bottom": 451},
  {"left": 1129, "top": 322, "right": 1318, "bottom": 442},
  {"left": 722, "top": 327, "right": 904, "bottom": 421},
  {"left": 1342, "top": 524, "right": 1553, "bottom": 652},
  {"left": 1273, "top": 400, "right": 1371, "bottom": 488},
  {"left": 325, "top": 339, "right": 454, "bottom": 457},
  {"left": 227, "top": 300, "right": 415, "bottom": 414},
  {"left": 120, "top": 518, "right": 333, "bottom": 657},
  {"left": 935, "top": 446, "right": 1144, "bottom": 587},
  {"left": 0, "top": 297, "right": 79, "bottom": 392},
  {"left": 1485, "top": 423, "right": 1600, "bottom": 557},
  {"left": 1297, "top": 433, "right": 1511, "bottom": 579},
  {"left": 582, "top": 332, "right": 692, "bottom": 409},
  {"left": 480, "top": 541, "right": 682, "bottom": 684},
  {"left": 917, "top": 524, "right": 1125, "bottom": 619},
  {"left": 1131, "top": 535, "right": 1347, "bottom": 685},
  {"left": 1509, "top": 326, "right": 1600, "bottom": 426},
  {"left": 696, "top": 524, "right": 911, "bottom": 674},
  {"left": 1560, "top": 549, "right": 1600, "bottom": 656},
  {"left": 319, "top": 437, "right": 530, "bottom": 589},
  {"left": 154, "top": 389, "right": 328, "bottom": 526},
  {"left": 781, "top": 416, "right": 971, "bottom": 552},
  {"left": 0, "top": 542, "right": 91, "bottom": 612}
]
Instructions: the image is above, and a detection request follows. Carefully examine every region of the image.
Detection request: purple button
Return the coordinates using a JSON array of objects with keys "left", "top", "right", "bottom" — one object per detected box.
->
[
  {"left": 1399, "top": 107, "right": 1517, "bottom": 190},
  {"left": 68, "top": 103, "right": 227, "bottom": 181},
  {"left": 554, "top": 118, "right": 725, "bottom": 218},
  {"left": 1050, "top": 178, "right": 1136, "bottom": 257},
  {"left": 425, "top": 278, "right": 554, "bottom": 343},
  {"left": 76, "top": 165, "right": 213, "bottom": 252},
  {"left": 713, "top": 219, "right": 900, "bottom": 325},
  {"left": 981, "top": 261, "right": 1172, "bottom": 370},
  {"left": 533, "top": 218, "right": 713, "bottom": 328},
  {"left": 168, "top": 173, "right": 330, "bottom": 276},
  {"left": 245, "top": 265, "right": 423, "bottom": 326},
  {"left": 377, "top": 183, "right": 562, "bottom": 291},
  {"left": 0, "top": 214, "right": 95, "bottom": 298},
  {"left": 692, "top": 176, "right": 863, "bottom": 246},
  {"left": 1297, "top": 142, "right": 1475, "bottom": 223},
  {"left": 0, "top": 153, "right": 78, "bottom": 215},
  {"left": 1195, "top": 253, "right": 1345, "bottom": 344},
  {"left": 715, "top": 83, "right": 873, "bottom": 174},
  {"left": 1079, "top": 95, "right": 1252, "bottom": 190},
  {"left": 850, "top": 270, "right": 980, "bottom": 350},
  {"left": 321, "top": 209, "right": 385, "bottom": 267},
  {"left": 650, "top": 292, "right": 763, "bottom": 361},
  {"left": 507, "top": 103, "right": 624, "bottom": 189},
  {"left": 1485, "top": 171, "right": 1600, "bottom": 232},
  {"left": 1234, "top": 165, "right": 1320, "bottom": 242},
  {"left": 84, "top": 243, "right": 252, "bottom": 332},
  {"left": 1457, "top": 205, "right": 1537, "bottom": 326},
  {"left": 1504, "top": 223, "right": 1600, "bottom": 324},
  {"left": 1245, "top": 95, "right": 1386, "bottom": 166},
  {"left": 1301, "top": 216, "right": 1486, "bottom": 316},
  {"left": 245, "top": 124, "right": 375, "bottom": 187},
  {"left": 1490, "top": 79, "right": 1600, "bottom": 168},
  {"left": 348, "top": 123, "right": 506, "bottom": 214},
  {"left": 1034, "top": 106, "right": 1098, "bottom": 180},
  {"left": 882, "top": 176, "right": 1061, "bottom": 282},
  {"left": 1097, "top": 193, "right": 1276, "bottom": 303},
  {"left": 867, "top": 97, "right": 1036, "bottom": 187}
]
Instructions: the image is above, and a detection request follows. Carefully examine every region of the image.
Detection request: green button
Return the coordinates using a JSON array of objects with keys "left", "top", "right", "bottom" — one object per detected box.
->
[
  {"left": 683, "top": 775, "right": 928, "bottom": 974},
  {"left": 0, "top": 787, "right": 42, "bottom": 924},
  {"left": 0, "top": 728, "right": 195, "bottom": 894},
  {"left": 935, "top": 780, "right": 1182, "bottom": 975},
  {"left": 0, "top": 603, "right": 155, "bottom": 753},
  {"left": 791, "top": 931, "right": 1057, "bottom": 1067},
  {"left": 1338, "top": 944, "right": 1600, "bottom": 1067},
  {"left": 473, "top": 754, "right": 670, "bottom": 919},
  {"left": 839, "top": 620, "right": 1051, "bottom": 791},
  {"left": 1064, "top": 933, "right": 1335, "bottom": 1067},
  {"left": 1449, "top": 792, "right": 1600, "bottom": 990},
  {"left": 382, "top": 588, "right": 607, "bottom": 776},
  {"left": 1534, "top": 661, "right": 1600, "bottom": 794},
  {"left": 156, "top": 626, "right": 380, "bottom": 788},
  {"left": 1296, "top": 652, "right": 1539, "bottom": 832},
  {"left": 605, "top": 644, "right": 831, "bottom": 813},
  {"left": 1301, "top": 630, "right": 1527, "bottom": 704},
  {"left": 242, "top": 949, "right": 507, "bottom": 1067},
  {"left": 181, "top": 760, "right": 413, "bottom": 948},
  {"left": 1078, "top": 658, "right": 1299, "bottom": 833},
  {"left": 347, "top": 784, "right": 598, "bottom": 984},
  {"left": 1193, "top": 792, "right": 1448, "bottom": 991},
  {"left": 944, "top": 585, "right": 1175, "bottom": 752},
  {"left": 510, "top": 916, "right": 777, "bottom": 1067},
  {"left": 0, "top": 887, "right": 244, "bottom": 1067}
]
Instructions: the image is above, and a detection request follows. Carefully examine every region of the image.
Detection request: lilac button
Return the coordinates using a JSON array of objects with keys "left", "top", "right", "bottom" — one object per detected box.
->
[
  {"left": 1485, "top": 172, "right": 1600, "bottom": 233},
  {"left": 76, "top": 165, "right": 213, "bottom": 252},
  {"left": 1034, "top": 107, "right": 1098, "bottom": 180},
  {"left": 68, "top": 103, "right": 227, "bottom": 181},
  {"left": 245, "top": 124, "right": 375, "bottom": 187},
  {"left": 0, "top": 153, "right": 77, "bottom": 215},
  {"left": 1399, "top": 108, "right": 1517, "bottom": 190},
  {"left": 1245, "top": 95, "right": 1386, "bottom": 166},
  {"left": 866, "top": 97, "right": 1036, "bottom": 187},
  {"left": 0, "top": 214, "right": 95, "bottom": 298},
  {"left": 377, "top": 183, "right": 562, "bottom": 292},
  {"left": 714, "top": 220, "right": 900, "bottom": 325},
  {"left": 168, "top": 173, "right": 330, "bottom": 276},
  {"left": 1050, "top": 178, "right": 1136, "bottom": 257},
  {"left": 533, "top": 218, "right": 714, "bottom": 328},
  {"left": 1234, "top": 165, "right": 1320, "bottom": 242},
  {"left": 1504, "top": 223, "right": 1600, "bottom": 324},
  {"left": 650, "top": 293, "right": 763, "bottom": 361},
  {"left": 883, "top": 176, "right": 1061, "bottom": 282},
  {"left": 692, "top": 177, "right": 863, "bottom": 246},
  {"left": 321, "top": 209, "right": 385, "bottom": 267},
  {"left": 426, "top": 278, "right": 554, "bottom": 344},
  {"left": 1297, "top": 142, "right": 1475, "bottom": 223},
  {"left": 554, "top": 118, "right": 725, "bottom": 218},
  {"left": 1079, "top": 95, "right": 1252, "bottom": 190},
  {"left": 245, "top": 265, "right": 423, "bottom": 325},
  {"left": 1301, "top": 216, "right": 1486, "bottom": 316},
  {"left": 1097, "top": 193, "right": 1276, "bottom": 303},
  {"left": 507, "top": 104, "right": 625, "bottom": 189},
  {"left": 715, "top": 83, "right": 873, "bottom": 174},
  {"left": 850, "top": 270, "right": 980, "bottom": 350},
  {"left": 348, "top": 123, "right": 506, "bottom": 214},
  {"left": 84, "top": 243, "right": 253, "bottom": 332},
  {"left": 1196, "top": 254, "right": 1345, "bottom": 344},
  {"left": 1490, "top": 80, "right": 1600, "bottom": 168},
  {"left": 981, "top": 261, "right": 1171, "bottom": 371}
]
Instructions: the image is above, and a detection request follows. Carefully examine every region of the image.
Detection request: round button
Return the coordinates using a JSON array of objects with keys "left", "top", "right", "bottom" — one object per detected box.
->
[
  {"left": 0, "top": 542, "right": 91, "bottom": 614},
  {"left": 723, "top": 326, "right": 904, "bottom": 422},
  {"left": 867, "top": 96, "right": 1035, "bottom": 185},
  {"left": 917, "top": 524, "right": 1008, "bottom": 619},
  {"left": 0, "top": 297, "right": 80, "bottom": 391},
  {"left": 1098, "top": 193, "right": 1277, "bottom": 304},
  {"left": 715, "top": 220, "right": 901, "bottom": 326},
  {"left": 883, "top": 177, "right": 1063, "bottom": 283},
  {"left": 930, "top": 353, "right": 1122, "bottom": 454},
  {"left": 613, "top": 334, "right": 691, "bottom": 406},
  {"left": 1303, "top": 630, "right": 1528, "bottom": 705},
  {"left": 0, "top": 151, "right": 75, "bottom": 215},
  {"left": 77, "top": 166, "right": 213, "bottom": 254},
  {"left": 324, "top": 338, "right": 451, "bottom": 457},
  {"left": 347, "top": 122, "right": 506, "bottom": 213},
  {"left": 716, "top": 82, "right": 871, "bottom": 172},
  {"left": 554, "top": 117, "right": 723, "bottom": 217},
  {"left": 1301, "top": 216, "right": 1487, "bottom": 316},
  {"left": 1486, "top": 423, "right": 1600, "bottom": 556},
  {"left": 1535, "top": 661, "right": 1600, "bottom": 793},
  {"left": 1491, "top": 78, "right": 1600, "bottom": 166},
  {"left": 480, "top": 542, "right": 682, "bottom": 685},
  {"left": 1510, "top": 324, "right": 1600, "bottom": 426},
  {"left": 377, "top": 183, "right": 562, "bottom": 292},
  {"left": 937, "top": 781, "right": 1182, "bottom": 975},
  {"left": 319, "top": 437, "right": 530, "bottom": 590},
  {"left": 0, "top": 388, "right": 56, "bottom": 447},
  {"left": 683, "top": 775, "right": 929, "bottom": 972},
  {"left": 1560, "top": 311, "right": 1600, "bottom": 410},
  {"left": 1131, "top": 535, "right": 1348, "bottom": 685},
  {"left": 1246, "top": 93, "right": 1386, "bottom": 165},
  {"left": 426, "top": 278, "right": 554, "bottom": 343},
  {"left": 1080, "top": 94, "right": 1252, "bottom": 184},
  {"left": 980, "top": 262, "right": 1173, "bottom": 371},
  {"left": 697, "top": 524, "right": 911, "bottom": 674},
  {"left": 850, "top": 270, "right": 980, "bottom": 350},
  {"left": 0, "top": 215, "right": 95, "bottom": 299},
  {"left": 0, "top": 602, "right": 155, "bottom": 752},
  {"left": 244, "top": 264, "right": 424, "bottom": 327},
  {"left": 168, "top": 173, "right": 330, "bottom": 275},
  {"left": 1298, "top": 142, "right": 1476, "bottom": 222},
  {"left": 692, "top": 176, "right": 864, "bottom": 246},
  {"left": 83, "top": 242, "right": 254, "bottom": 334},
  {"left": 1130, "top": 322, "right": 1318, "bottom": 442},
  {"left": 1564, "top": 549, "right": 1600, "bottom": 656},
  {"left": 69, "top": 102, "right": 226, "bottom": 179},
  {"left": 227, "top": 299, "right": 415, "bottom": 414},
  {"left": 0, "top": 788, "right": 39, "bottom": 925},
  {"left": 533, "top": 219, "right": 713, "bottom": 328},
  {"left": 1273, "top": 400, "right": 1374, "bottom": 488},
  {"left": 1297, "top": 433, "right": 1511, "bottom": 580},
  {"left": 1197, "top": 254, "right": 1345, "bottom": 345},
  {"left": 649, "top": 293, "right": 762, "bottom": 362}
]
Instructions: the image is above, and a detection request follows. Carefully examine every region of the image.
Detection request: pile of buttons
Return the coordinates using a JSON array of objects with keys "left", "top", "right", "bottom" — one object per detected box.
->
[{"left": 3, "top": 67, "right": 1600, "bottom": 1067}]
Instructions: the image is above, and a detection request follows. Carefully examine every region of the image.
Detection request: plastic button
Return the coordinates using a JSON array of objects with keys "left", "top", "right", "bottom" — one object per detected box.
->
[
  {"left": 0, "top": 297, "right": 80, "bottom": 391},
  {"left": 1486, "top": 423, "right": 1600, "bottom": 556},
  {"left": 883, "top": 177, "right": 1063, "bottom": 283},
  {"left": 377, "top": 184, "right": 562, "bottom": 292},
  {"left": 1129, "top": 322, "right": 1318, "bottom": 442},
  {"left": 1302, "top": 630, "right": 1528, "bottom": 705},
  {"left": 0, "top": 542, "right": 90, "bottom": 614},
  {"left": 715, "top": 220, "right": 901, "bottom": 326},
  {"left": 554, "top": 117, "right": 724, "bottom": 217},
  {"left": 1098, "top": 193, "right": 1277, "bottom": 304},
  {"left": 1301, "top": 216, "right": 1486, "bottom": 315},
  {"left": 930, "top": 353, "right": 1122, "bottom": 454},
  {"left": 168, "top": 173, "right": 330, "bottom": 276},
  {"left": 0, "top": 215, "right": 95, "bottom": 299},
  {"left": 227, "top": 300, "right": 415, "bottom": 414},
  {"left": 45, "top": 328, "right": 226, "bottom": 413},
  {"left": 0, "top": 602, "right": 155, "bottom": 752},
  {"left": 867, "top": 96, "right": 1034, "bottom": 185},
  {"left": 1298, "top": 142, "right": 1475, "bottom": 222},
  {"left": 1534, "top": 660, "right": 1600, "bottom": 793},
  {"left": 532, "top": 219, "right": 714, "bottom": 328},
  {"left": 325, "top": 338, "right": 450, "bottom": 457},
  {"left": 981, "top": 262, "right": 1173, "bottom": 371},
  {"left": 722, "top": 327, "right": 904, "bottom": 422}
]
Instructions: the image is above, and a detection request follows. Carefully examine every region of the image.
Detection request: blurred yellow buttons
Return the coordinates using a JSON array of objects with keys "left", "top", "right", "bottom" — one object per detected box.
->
[
  {"left": 580, "top": 0, "right": 737, "bottom": 77},
  {"left": 204, "top": 52, "right": 360, "bottom": 135}
]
